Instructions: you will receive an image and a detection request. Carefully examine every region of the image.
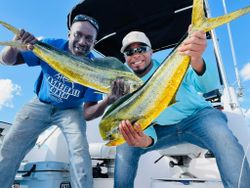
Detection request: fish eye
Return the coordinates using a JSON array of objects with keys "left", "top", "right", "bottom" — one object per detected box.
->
[{"left": 131, "top": 83, "right": 139, "bottom": 90}]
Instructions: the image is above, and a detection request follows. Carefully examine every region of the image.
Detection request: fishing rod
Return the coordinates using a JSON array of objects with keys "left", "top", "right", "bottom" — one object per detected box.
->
[{"left": 222, "top": 0, "right": 244, "bottom": 98}]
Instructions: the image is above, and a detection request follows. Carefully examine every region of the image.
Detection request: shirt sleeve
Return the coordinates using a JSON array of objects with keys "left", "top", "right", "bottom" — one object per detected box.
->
[
  {"left": 143, "top": 125, "right": 157, "bottom": 148},
  {"left": 84, "top": 88, "right": 103, "bottom": 102},
  {"left": 20, "top": 38, "right": 53, "bottom": 67},
  {"left": 21, "top": 51, "right": 40, "bottom": 67},
  {"left": 184, "top": 60, "right": 221, "bottom": 93}
]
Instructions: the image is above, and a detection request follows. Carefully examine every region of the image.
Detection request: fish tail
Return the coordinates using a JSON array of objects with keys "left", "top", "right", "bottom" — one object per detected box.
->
[
  {"left": 0, "top": 41, "right": 26, "bottom": 48},
  {"left": 192, "top": 0, "right": 250, "bottom": 32},
  {"left": 0, "top": 20, "right": 24, "bottom": 48},
  {"left": 202, "top": 6, "right": 250, "bottom": 32},
  {"left": 191, "top": 0, "right": 206, "bottom": 27},
  {"left": 0, "top": 20, "right": 20, "bottom": 35}
]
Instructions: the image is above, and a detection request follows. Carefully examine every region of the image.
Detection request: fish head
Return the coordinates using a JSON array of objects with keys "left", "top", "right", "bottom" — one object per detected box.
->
[
  {"left": 99, "top": 117, "right": 122, "bottom": 141},
  {"left": 129, "top": 81, "right": 143, "bottom": 92},
  {"left": 126, "top": 78, "right": 143, "bottom": 93},
  {"left": 100, "top": 120, "right": 127, "bottom": 147}
]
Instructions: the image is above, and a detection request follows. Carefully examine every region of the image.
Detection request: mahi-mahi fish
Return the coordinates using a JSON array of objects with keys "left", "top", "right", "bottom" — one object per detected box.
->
[
  {"left": 0, "top": 20, "right": 143, "bottom": 94},
  {"left": 99, "top": 0, "right": 250, "bottom": 146}
]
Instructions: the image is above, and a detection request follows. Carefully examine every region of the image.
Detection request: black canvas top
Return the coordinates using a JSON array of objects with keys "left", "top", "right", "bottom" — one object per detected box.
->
[{"left": 68, "top": 0, "right": 196, "bottom": 61}]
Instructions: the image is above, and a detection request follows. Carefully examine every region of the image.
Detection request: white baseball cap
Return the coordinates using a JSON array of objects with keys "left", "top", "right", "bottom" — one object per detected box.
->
[{"left": 120, "top": 31, "right": 151, "bottom": 53}]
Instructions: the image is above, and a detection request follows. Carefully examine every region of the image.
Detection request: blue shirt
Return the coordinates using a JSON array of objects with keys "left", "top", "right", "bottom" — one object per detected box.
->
[
  {"left": 21, "top": 38, "right": 102, "bottom": 109},
  {"left": 140, "top": 59, "right": 220, "bottom": 144}
]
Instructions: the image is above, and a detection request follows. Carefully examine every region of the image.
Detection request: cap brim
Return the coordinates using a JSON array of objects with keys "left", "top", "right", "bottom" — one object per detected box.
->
[{"left": 120, "top": 42, "right": 132, "bottom": 53}]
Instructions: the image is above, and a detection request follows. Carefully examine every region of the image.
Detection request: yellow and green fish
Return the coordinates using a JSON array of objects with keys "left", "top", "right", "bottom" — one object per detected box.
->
[
  {"left": 99, "top": 0, "right": 250, "bottom": 146},
  {"left": 0, "top": 20, "right": 143, "bottom": 94}
]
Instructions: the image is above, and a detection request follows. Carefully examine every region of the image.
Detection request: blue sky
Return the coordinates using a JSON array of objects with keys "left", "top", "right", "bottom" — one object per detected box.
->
[{"left": 0, "top": 0, "right": 250, "bottom": 123}]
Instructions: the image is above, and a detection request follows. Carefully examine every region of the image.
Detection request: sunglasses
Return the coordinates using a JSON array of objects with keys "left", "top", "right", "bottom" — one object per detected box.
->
[
  {"left": 73, "top": 14, "right": 99, "bottom": 31},
  {"left": 124, "top": 46, "right": 151, "bottom": 56}
]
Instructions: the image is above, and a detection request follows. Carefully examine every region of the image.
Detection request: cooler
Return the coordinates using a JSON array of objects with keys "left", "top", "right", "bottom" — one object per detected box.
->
[{"left": 14, "top": 161, "right": 71, "bottom": 188}]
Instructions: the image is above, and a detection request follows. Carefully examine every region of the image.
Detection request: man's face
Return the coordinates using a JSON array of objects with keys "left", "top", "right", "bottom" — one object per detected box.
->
[
  {"left": 68, "top": 21, "right": 97, "bottom": 56},
  {"left": 124, "top": 43, "right": 153, "bottom": 76}
]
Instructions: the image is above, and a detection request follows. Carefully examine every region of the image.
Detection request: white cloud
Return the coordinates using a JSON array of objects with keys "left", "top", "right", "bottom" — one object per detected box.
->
[
  {"left": 240, "top": 63, "right": 250, "bottom": 81},
  {"left": 0, "top": 79, "right": 21, "bottom": 110}
]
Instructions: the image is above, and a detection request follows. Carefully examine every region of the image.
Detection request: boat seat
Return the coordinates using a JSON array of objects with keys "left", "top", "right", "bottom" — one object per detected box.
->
[
  {"left": 158, "top": 143, "right": 206, "bottom": 159},
  {"left": 157, "top": 143, "right": 207, "bottom": 178}
]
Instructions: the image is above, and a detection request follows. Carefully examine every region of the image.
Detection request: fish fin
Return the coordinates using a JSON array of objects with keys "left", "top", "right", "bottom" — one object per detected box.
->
[
  {"left": 169, "top": 96, "right": 177, "bottom": 106},
  {"left": 191, "top": 1, "right": 250, "bottom": 32},
  {"left": 0, "top": 41, "right": 26, "bottom": 48},
  {"left": 202, "top": 6, "right": 250, "bottom": 32},
  {"left": 94, "top": 91, "right": 106, "bottom": 95},
  {"left": 142, "top": 121, "right": 158, "bottom": 130},
  {"left": 0, "top": 20, "right": 20, "bottom": 35},
  {"left": 192, "top": 0, "right": 206, "bottom": 27},
  {"left": 150, "top": 121, "right": 158, "bottom": 126},
  {"left": 105, "top": 137, "right": 125, "bottom": 146},
  {"left": 93, "top": 57, "right": 132, "bottom": 72}
]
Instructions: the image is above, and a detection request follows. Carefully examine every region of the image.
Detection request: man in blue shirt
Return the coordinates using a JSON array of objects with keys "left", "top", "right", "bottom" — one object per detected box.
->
[
  {"left": 0, "top": 14, "right": 125, "bottom": 188},
  {"left": 114, "top": 31, "right": 250, "bottom": 188}
]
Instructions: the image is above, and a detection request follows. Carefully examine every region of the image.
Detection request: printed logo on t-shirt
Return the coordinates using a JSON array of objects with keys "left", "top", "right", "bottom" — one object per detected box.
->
[{"left": 46, "top": 73, "right": 80, "bottom": 102}]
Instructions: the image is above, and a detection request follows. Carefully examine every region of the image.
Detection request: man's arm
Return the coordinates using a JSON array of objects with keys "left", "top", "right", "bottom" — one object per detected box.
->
[
  {"left": 83, "top": 78, "right": 130, "bottom": 121},
  {"left": 0, "top": 29, "right": 37, "bottom": 66},
  {"left": 0, "top": 46, "right": 24, "bottom": 65},
  {"left": 179, "top": 26, "right": 220, "bottom": 92},
  {"left": 83, "top": 99, "right": 110, "bottom": 121}
]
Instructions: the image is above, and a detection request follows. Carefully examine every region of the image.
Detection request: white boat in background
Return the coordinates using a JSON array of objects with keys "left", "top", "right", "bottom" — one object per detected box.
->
[{"left": 1, "top": 0, "right": 250, "bottom": 187}]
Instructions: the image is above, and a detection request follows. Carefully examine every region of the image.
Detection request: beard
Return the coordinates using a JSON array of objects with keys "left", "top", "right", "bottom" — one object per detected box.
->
[
  {"left": 134, "top": 67, "right": 148, "bottom": 75},
  {"left": 133, "top": 61, "right": 152, "bottom": 76},
  {"left": 74, "top": 45, "right": 90, "bottom": 56}
]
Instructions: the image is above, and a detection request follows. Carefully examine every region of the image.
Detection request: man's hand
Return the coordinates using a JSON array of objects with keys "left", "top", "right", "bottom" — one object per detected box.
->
[
  {"left": 107, "top": 78, "right": 130, "bottom": 105},
  {"left": 84, "top": 78, "right": 130, "bottom": 120},
  {"left": 1, "top": 29, "right": 38, "bottom": 65},
  {"left": 14, "top": 29, "right": 38, "bottom": 50},
  {"left": 119, "top": 120, "right": 153, "bottom": 148},
  {"left": 178, "top": 25, "right": 207, "bottom": 74}
]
